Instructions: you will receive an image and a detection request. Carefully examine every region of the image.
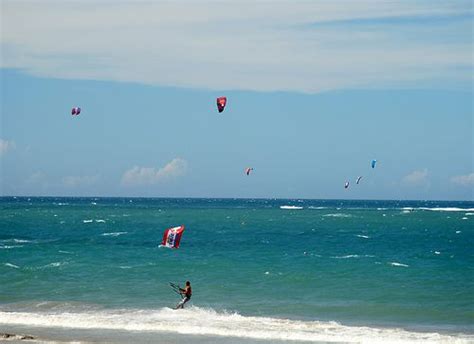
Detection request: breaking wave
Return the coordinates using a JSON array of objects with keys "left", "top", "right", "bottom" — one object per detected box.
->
[{"left": 0, "top": 306, "right": 471, "bottom": 343}]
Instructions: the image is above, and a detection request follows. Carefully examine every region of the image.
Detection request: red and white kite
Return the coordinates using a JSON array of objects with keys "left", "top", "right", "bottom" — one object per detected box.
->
[{"left": 161, "top": 225, "right": 185, "bottom": 249}]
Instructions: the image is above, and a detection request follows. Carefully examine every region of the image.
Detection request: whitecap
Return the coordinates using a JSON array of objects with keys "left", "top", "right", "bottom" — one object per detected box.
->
[
  {"left": 0, "top": 245, "right": 24, "bottom": 249},
  {"left": 323, "top": 213, "right": 351, "bottom": 218},
  {"left": 101, "top": 232, "right": 127, "bottom": 237},
  {"left": 44, "top": 262, "right": 65, "bottom": 268},
  {"left": 95, "top": 219, "right": 106, "bottom": 223},
  {"left": 331, "top": 254, "right": 374, "bottom": 259},
  {"left": 434, "top": 251, "right": 441, "bottom": 255},
  {"left": 308, "top": 206, "right": 327, "bottom": 210},
  {"left": 356, "top": 235, "right": 370, "bottom": 239},
  {"left": 389, "top": 262, "right": 409, "bottom": 267},
  {"left": 462, "top": 217, "right": 468, "bottom": 220},
  {"left": 465, "top": 213, "right": 474, "bottom": 216},
  {"left": 456, "top": 231, "right": 461, "bottom": 234},
  {"left": 4, "top": 263, "right": 20, "bottom": 269},
  {"left": 83, "top": 219, "right": 93, "bottom": 223},
  {"left": 419, "top": 207, "right": 474, "bottom": 212},
  {"left": 280, "top": 205, "right": 303, "bottom": 210},
  {"left": 332, "top": 254, "right": 360, "bottom": 259}
]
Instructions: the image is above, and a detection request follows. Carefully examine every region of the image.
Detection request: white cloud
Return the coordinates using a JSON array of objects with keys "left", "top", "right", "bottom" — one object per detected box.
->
[
  {"left": 402, "top": 169, "right": 429, "bottom": 185},
  {"left": 62, "top": 175, "right": 99, "bottom": 188},
  {"left": 121, "top": 158, "right": 188, "bottom": 186},
  {"left": 451, "top": 173, "right": 474, "bottom": 186},
  {"left": 0, "top": 139, "right": 16, "bottom": 156},
  {"left": 1, "top": 1, "right": 471, "bottom": 93}
]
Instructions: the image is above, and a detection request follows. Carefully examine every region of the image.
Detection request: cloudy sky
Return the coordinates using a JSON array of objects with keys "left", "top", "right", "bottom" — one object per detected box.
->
[{"left": 1, "top": 0, "right": 473, "bottom": 200}]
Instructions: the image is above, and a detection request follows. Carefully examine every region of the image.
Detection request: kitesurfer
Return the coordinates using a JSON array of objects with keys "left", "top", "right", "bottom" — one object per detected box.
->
[{"left": 175, "top": 281, "right": 192, "bottom": 309}]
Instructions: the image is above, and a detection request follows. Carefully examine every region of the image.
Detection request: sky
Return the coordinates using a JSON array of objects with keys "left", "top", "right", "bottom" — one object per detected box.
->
[{"left": 1, "top": 0, "right": 473, "bottom": 200}]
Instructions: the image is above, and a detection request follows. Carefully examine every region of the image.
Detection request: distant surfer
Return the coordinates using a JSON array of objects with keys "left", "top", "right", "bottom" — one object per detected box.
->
[{"left": 175, "top": 281, "right": 192, "bottom": 309}]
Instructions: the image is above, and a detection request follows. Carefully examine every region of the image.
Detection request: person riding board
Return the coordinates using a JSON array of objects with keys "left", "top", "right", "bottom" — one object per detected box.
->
[{"left": 176, "top": 281, "right": 192, "bottom": 309}]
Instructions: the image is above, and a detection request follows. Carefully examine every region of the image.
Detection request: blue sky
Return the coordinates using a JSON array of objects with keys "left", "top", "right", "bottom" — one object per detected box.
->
[{"left": 1, "top": 1, "right": 473, "bottom": 200}]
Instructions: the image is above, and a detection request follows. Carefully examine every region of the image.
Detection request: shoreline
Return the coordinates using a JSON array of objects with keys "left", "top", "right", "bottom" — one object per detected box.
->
[{"left": 2, "top": 307, "right": 473, "bottom": 344}]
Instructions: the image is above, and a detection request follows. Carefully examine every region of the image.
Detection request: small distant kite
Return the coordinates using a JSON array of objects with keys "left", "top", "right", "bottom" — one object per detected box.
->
[
  {"left": 216, "top": 97, "right": 227, "bottom": 113},
  {"left": 371, "top": 159, "right": 377, "bottom": 169},
  {"left": 71, "top": 107, "right": 81, "bottom": 116},
  {"left": 345, "top": 181, "right": 350, "bottom": 189},
  {"left": 245, "top": 167, "right": 254, "bottom": 176},
  {"left": 160, "top": 225, "right": 185, "bottom": 249},
  {"left": 356, "top": 176, "right": 362, "bottom": 184}
]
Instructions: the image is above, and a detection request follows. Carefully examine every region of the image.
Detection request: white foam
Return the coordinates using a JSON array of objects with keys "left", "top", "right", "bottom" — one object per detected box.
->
[
  {"left": 389, "top": 262, "right": 409, "bottom": 267},
  {"left": 4, "top": 263, "right": 20, "bottom": 269},
  {"left": 331, "top": 254, "right": 374, "bottom": 259},
  {"left": 13, "top": 239, "right": 31, "bottom": 243},
  {"left": 0, "top": 307, "right": 471, "bottom": 343},
  {"left": 95, "top": 219, "right": 106, "bottom": 223},
  {"left": 101, "top": 232, "right": 127, "bottom": 237},
  {"left": 434, "top": 251, "right": 441, "bottom": 255},
  {"left": 420, "top": 207, "right": 474, "bottom": 212},
  {"left": 308, "top": 206, "right": 327, "bottom": 210},
  {"left": 280, "top": 205, "right": 303, "bottom": 210},
  {"left": 356, "top": 235, "right": 370, "bottom": 239},
  {"left": 0, "top": 245, "right": 24, "bottom": 249},
  {"left": 332, "top": 254, "right": 361, "bottom": 259},
  {"left": 465, "top": 213, "right": 474, "bottom": 216},
  {"left": 462, "top": 217, "right": 468, "bottom": 220},
  {"left": 44, "top": 262, "right": 65, "bottom": 268},
  {"left": 323, "top": 213, "right": 352, "bottom": 218},
  {"left": 401, "top": 207, "right": 474, "bottom": 212},
  {"left": 83, "top": 220, "right": 93, "bottom": 223}
]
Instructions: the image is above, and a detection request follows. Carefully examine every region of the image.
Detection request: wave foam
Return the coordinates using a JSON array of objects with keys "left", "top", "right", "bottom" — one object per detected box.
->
[
  {"left": 331, "top": 254, "right": 375, "bottom": 259},
  {"left": 280, "top": 205, "right": 303, "bottom": 210},
  {"left": 323, "top": 213, "right": 352, "bottom": 218},
  {"left": 403, "top": 207, "right": 474, "bottom": 212},
  {"left": 101, "top": 232, "right": 127, "bottom": 237},
  {"left": 389, "top": 262, "right": 409, "bottom": 267},
  {"left": 0, "top": 306, "right": 471, "bottom": 343},
  {"left": 0, "top": 245, "right": 24, "bottom": 249}
]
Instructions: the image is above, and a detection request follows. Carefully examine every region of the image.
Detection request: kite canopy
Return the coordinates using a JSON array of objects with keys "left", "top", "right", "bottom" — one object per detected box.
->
[
  {"left": 356, "top": 176, "right": 362, "bottom": 184},
  {"left": 344, "top": 181, "right": 350, "bottom": 189},
  {"left": 245, "top": 167, "right": 253, "bottom": 175},
  {"left": 161, "top": 225, "right": 185, "bottom": 249},
  {"left": 371, "top": 159, "right": 377, "bottom": 168},
  {"left": 216, "top": 97, "right": 227, "bottom": 113},
  {"left": 71, "top": 107, "right": 81, "bottom": 116}
]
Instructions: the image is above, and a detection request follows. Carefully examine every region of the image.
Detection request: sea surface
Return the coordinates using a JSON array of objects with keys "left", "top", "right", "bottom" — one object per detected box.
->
[{"left": 1, "top": 197, "right": 473, "bottom": 343}]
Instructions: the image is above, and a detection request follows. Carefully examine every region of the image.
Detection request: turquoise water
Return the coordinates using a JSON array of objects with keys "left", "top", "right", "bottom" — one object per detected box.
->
[{"left": 1, "top": 197, "right": 473, "bottom": 343}]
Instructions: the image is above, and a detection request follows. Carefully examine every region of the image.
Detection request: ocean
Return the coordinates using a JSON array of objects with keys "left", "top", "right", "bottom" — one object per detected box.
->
[{"left": 1, "top": 197, "right": 473, "bottom": 343}]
